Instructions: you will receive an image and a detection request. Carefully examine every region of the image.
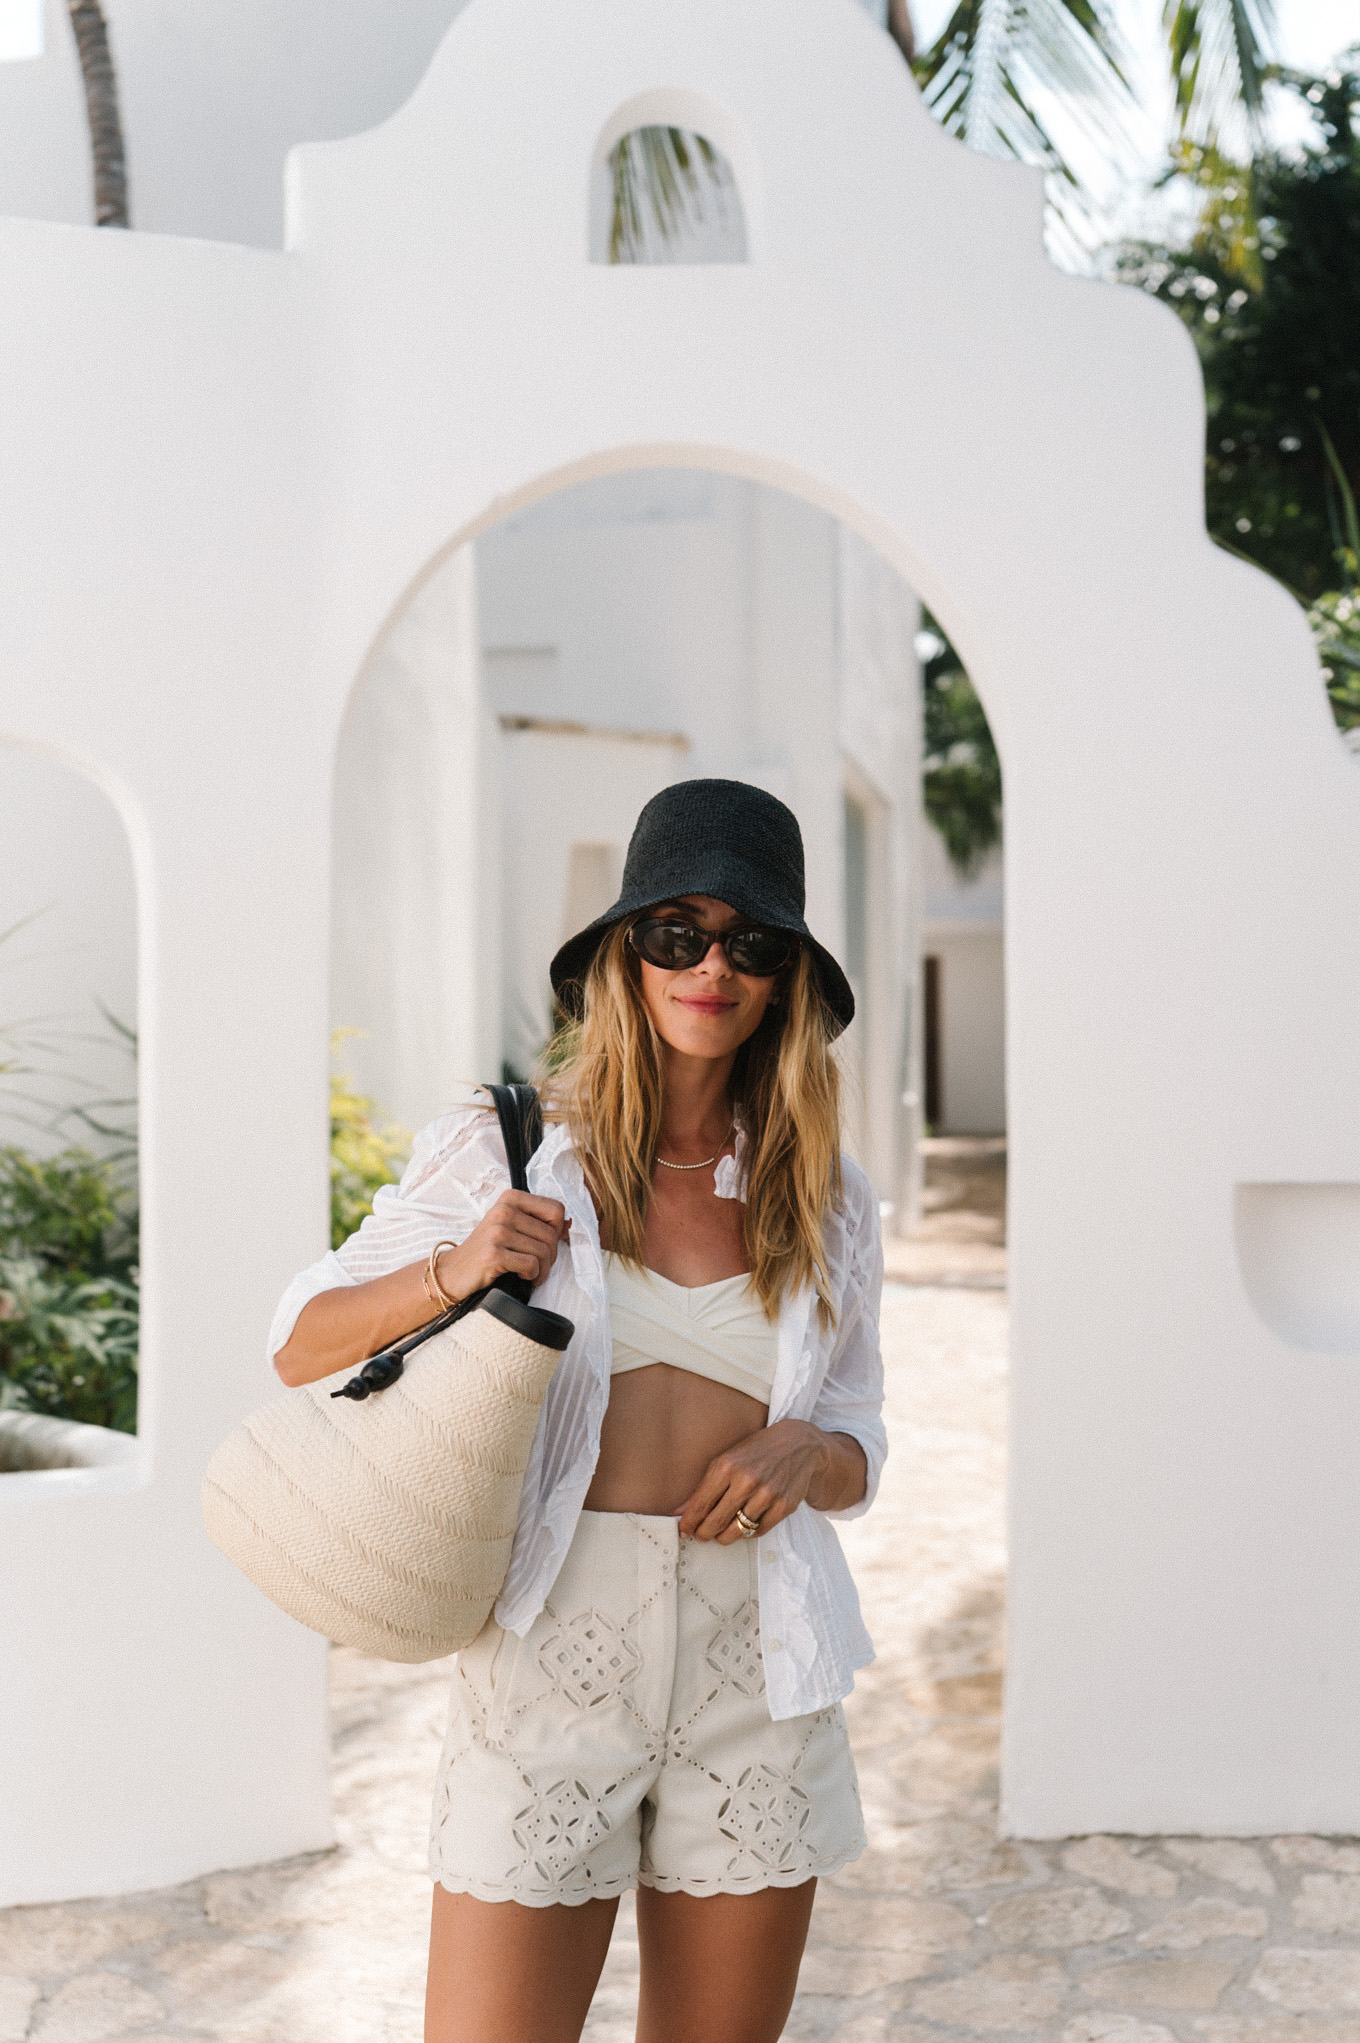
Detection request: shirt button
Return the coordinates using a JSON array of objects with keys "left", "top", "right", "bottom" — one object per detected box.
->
[{"left": 766, "top": 1638, "right": 783, "bottom": 1653}]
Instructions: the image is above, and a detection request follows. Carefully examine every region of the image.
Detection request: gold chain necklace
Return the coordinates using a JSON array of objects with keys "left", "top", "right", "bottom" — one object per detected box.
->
[{"left": 655, "top": 1127, "right": 734, "bottom": 1172}]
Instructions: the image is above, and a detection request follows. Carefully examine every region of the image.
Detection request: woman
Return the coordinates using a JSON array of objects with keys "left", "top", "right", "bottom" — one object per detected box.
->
[{"left": 270, "top": 779, "right": 886, "bottom": 2043}]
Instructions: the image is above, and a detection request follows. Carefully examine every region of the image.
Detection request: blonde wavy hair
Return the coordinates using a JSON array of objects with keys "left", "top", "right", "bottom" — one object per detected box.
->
[{"left": 540, "top": 923, "right": 844, "bottom": 1323}]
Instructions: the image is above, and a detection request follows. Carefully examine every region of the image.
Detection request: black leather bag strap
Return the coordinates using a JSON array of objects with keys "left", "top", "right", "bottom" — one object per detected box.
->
[
  {"left": 484, "top": 1083, "right": 544, "bottom": 1307},
  {"left": 487, "top": 1082, "right": 543, "bottom": 1194},
  {"left": 331, "top": 1081, "right": 544, "bottom": 1402}
]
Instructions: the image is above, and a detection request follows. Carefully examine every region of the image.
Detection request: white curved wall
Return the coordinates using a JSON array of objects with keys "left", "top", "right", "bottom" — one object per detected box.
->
[{"left": 332, "top": 546, "right": 498, "bottom": 1132}]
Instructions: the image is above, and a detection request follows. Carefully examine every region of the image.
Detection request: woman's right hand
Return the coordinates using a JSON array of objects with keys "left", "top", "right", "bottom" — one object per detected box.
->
[
  {"left": 435, "top": 1191, "right": 571, "bottom": 1302},
  {"left": 275, "top": 1192, "right": 571, "bottom": 1387}
]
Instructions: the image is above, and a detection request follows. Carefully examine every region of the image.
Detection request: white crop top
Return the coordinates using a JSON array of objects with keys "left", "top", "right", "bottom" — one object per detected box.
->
[{"left": 605, "top": 1253, "right": 779, "bottom": 1406}]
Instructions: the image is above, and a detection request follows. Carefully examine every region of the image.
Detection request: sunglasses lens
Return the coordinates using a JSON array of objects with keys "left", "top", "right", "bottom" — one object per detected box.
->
[
  {"left": 631, "top": 918, "right": 795, "bottom": 976},
  {"left": 727, "top": 929, "right": 794, "bottom": 975},
  {"left": 635, "top": 921, "right": 708, "bottom": 969}
]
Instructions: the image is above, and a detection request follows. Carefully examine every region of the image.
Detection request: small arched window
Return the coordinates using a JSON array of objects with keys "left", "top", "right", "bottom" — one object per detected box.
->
[{"left": 591, "top": 125, "right": 747, "bottom": 266}]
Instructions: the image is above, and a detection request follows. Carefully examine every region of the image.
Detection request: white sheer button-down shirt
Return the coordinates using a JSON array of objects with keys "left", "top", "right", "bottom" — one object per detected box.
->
[{"left": 267, "top": 1104, "right": 887, "bottom": 1721}]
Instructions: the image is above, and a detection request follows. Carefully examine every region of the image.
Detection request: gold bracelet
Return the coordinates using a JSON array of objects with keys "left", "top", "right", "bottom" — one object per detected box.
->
[{"left": 425, "top": 1240, "right": 459, "bottom": 1312}]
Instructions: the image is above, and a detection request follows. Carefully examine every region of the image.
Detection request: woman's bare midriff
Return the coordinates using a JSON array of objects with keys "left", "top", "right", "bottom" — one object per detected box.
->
[{"left": 584, "top": 1364, "right": 769, "bottom": 1516}]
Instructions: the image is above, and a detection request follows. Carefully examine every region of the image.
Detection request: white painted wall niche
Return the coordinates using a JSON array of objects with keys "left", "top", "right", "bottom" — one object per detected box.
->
[{"left": 1235, "top": 1183, "right": 1360, "bottom": 1357}]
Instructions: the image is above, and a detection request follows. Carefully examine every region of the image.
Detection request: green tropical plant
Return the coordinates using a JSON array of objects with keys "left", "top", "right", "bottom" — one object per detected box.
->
[
  {"left": 912, "top": 0, "right": 1276, "bottom": 254},
  {"left": 1117, "top": 64, "right": 1360, "bottom": 740},
  {"left": 1118, "top": 66, "right": 1360, "bottom": 603},
  {"left": 913, "top": 0, "right": 1130, "bottom": 212},
  {"left": 330, "top": 1035, "right": 410, "bottom": 1250},
  {"left": 0, "top": 1252, "right": 139, "bottom": 1433},
  {"left": 1160, "top": 0, "right": 1279, "bottom": 158},
  {"left": 1308, "top": 585, "right": 1360, "bottom": 743},
  {"left": 920, "top": 612, "right": 1003, "bottom": 875},
  {"left": 615, "top": 5, "right": 1278, "bottom": 267},
  {"left": 0, "top": 1145, "right": 139, "bottom": 1432},
  {"left": 0, "top": 920, "right": 142, "bottom": 1433},
  {"left": 0, "top": 1143, "right": 132, "bottom": 1274},
  {"left": 607, "top": 127, "right": 736, "bottom": 264},
  {"left": 54, "top": 1005, "right": 139, "bottom": 1168},
  {"left": 0, "top": 1009, "right": 414, "bottom": 1432}
]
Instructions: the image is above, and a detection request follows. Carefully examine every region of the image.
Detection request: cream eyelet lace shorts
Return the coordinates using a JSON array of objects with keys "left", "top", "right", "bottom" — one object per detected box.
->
[{"left": 428, "top": 1509, "right": 866, "bottom": 1907}]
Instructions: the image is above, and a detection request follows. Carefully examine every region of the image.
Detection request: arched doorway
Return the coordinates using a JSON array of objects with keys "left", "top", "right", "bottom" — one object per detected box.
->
[{"left": 333, "top": 464, "right": 926, "bottom": 1219}]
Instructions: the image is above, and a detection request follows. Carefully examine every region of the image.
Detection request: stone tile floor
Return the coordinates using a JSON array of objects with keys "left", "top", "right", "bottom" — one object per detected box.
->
[
  {"left": 886, "top": 1139, "right": 1007, "bottom": 1290},
  {"left": 6, "top": 1263, "right": 1360, "bottom": 2039}
]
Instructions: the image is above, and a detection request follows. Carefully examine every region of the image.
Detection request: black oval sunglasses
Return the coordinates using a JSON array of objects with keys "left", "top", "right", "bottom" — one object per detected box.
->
[{"left": 629, "top": 915, "right": 798, "bottom": 978}]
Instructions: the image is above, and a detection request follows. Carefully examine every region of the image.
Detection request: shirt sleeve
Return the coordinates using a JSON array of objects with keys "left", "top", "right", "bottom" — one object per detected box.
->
[
  {"left": 265, "top": 1102, "right": 509, "bottom": 1365},
  {"left": 810, "top": 1166, "right": 887, "bottom": 1521}
]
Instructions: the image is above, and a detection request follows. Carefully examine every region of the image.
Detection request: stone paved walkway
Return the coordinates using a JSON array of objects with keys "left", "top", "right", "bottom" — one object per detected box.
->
[{"left": 5, "top": 1277, "right": 1360, "bottom": 2040}]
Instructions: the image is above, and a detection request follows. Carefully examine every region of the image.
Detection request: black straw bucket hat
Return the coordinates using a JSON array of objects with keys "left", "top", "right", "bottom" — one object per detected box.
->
[{"left": 549, "top": 778, "right": 855, "bottom": 1035}]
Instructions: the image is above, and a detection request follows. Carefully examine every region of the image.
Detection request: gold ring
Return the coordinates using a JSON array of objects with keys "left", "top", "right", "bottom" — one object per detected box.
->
[{"left": 735, "top": 1508, "right": 760, "bottom": 1538}]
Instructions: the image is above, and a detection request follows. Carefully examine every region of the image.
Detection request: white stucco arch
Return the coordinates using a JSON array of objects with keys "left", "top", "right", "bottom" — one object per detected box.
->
[
  {"left": 344, "top": 442, "right": 977, "bottom": 721},
  {"left": 1, "top": 0, "right": 1358, "bottom": 1903},
  {"left": 334, "top": 445, "right": 924, "bottom": 1163}
]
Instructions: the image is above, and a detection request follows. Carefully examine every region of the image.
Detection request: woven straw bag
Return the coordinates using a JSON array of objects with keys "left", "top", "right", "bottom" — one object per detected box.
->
[{"left": 201, "top": 1087, "right": 573, "bottom": 1662}]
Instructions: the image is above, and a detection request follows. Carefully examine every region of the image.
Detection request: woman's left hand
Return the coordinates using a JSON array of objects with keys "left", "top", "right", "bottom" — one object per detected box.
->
[{"left": 677, "top": 1419, "right": 866, "bottom": 1544}]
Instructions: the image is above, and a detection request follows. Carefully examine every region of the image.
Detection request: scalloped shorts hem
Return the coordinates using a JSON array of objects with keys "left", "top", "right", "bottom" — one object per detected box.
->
[
  {"left": 428, "top": 1510, "right": 865, "bottom": 1905},
  {"left": 432, "top": 1838, "right": 867, "bottom": 1908}
]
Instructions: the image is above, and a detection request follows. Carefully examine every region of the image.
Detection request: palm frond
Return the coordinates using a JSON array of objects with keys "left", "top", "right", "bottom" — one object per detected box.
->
[
  {"left": 1163, "top": 0, "right": 1277, "bottom": 156},
  {"left": 914, "top": 0, "right": 1131, "bottom": 255},
  {"left": 914, "top": 0, "right": 1132, "bottom": 259},
  {"left": 1157, "top": 2, "right": 1281, "bottom": 289},
  {"left": 608, "top": 126, "right": 740, "bottom": 265},
  {"left": 1318, "top": 421, "right": 1360, "bottom": 570}
]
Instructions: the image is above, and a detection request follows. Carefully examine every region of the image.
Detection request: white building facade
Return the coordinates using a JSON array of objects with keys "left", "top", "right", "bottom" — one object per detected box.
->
[
  {"left": 921, "top": 837, "right": 1005, "bottom": 1135},
  {"left": 1, "top": 0, "right": 935, "bottom": 1204},
  {"left": 5, "top": 0, "right": 1350, "bottom": 1906}
]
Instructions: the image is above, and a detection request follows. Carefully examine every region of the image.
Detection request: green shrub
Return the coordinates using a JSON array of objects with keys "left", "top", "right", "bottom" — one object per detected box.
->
[
  {"left": 0, "top": 1042, "right": 409, "bottom": 1436},
  {"left": 0, "top": 1252, "right": 139, "bottom": 1433},
  {"left": 330, "top": 1047, "right": 410, "bottom": 1251},
  {"left": 920, "top": 611, "right": 1003, "bottom": 877},
  {"left": 0, "top": 1146, "right": 139, "bottom": 1432},
  {"left": 0, "top": 1144, "right": 134, "bottom": 1274},
  {"left": 1309, "top": 584, "right": 1360, "bottom": 740}
]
